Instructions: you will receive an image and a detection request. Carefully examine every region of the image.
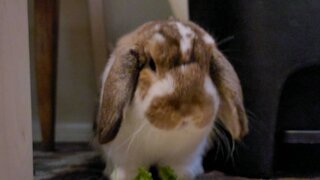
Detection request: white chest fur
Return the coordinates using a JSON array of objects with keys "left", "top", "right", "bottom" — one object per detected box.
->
[{"left": 102, "top": 75, "right": 219, "bottom": 172}]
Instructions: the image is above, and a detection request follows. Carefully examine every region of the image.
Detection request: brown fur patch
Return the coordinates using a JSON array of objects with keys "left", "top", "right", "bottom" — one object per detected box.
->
[
  {"left": 99, "top": 19, "right": 247, "bottom": 141},
  {"left": 185, "top": 21, "right": 248, "bottom": 138},
  {"left": 146, "top": 89, "right": 215, "bottom": 129},
  {"left": 211, "top": 47, "right": 249, "bottom": 138},
  {"left": 137, "top": 69, "right": 154, "bottom": 99},
  {"left": 146, "top": 64, "right": 215, "bottom": 129},
  {"left": 132, "top": 21, "right": 219, "bottom": 130}
]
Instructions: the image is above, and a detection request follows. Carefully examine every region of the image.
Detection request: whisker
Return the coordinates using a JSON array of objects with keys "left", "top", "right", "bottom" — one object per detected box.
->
[
  {"left": 126, "top": 121, "right": 147, "bottom": 154},
  {"left": 213, "top": 122, "right": 230, "bottom": 159},
  {"left": 114, "top": 121, "right": 147, "bottom": 151},
  {"left": 214, "top": 120, "right": 235, "bottom": 162},
  {"left": 217, "top": 35, "right": 235, "bottom": 46},
  {"left": 212, "top": 128, "right": 222, "bottom": 160},
  {"left": 227, "top": 139, "right": 236, "bottom": 167}
]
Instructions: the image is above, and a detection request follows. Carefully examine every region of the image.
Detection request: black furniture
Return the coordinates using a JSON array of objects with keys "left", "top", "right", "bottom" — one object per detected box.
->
[{"left": 190, "top": 0, "right": 320, "bottom": 178}]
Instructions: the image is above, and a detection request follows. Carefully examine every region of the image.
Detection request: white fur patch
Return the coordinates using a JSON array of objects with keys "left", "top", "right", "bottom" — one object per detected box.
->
[
  {"left": 102, "top": 88, "right": 212, "bottom": 178},
  {"left": 143, "top": 74, "right": 175, "bottom": 103},
  {"left": 110, "top": 168, "right": 127, "bottom": 180},
  {"left": 179, "top": 65, "right": 188, "bottom": 73},
  {"left": 175, "top": 22, "right": 195, "bottom": 54},
  {"left": 152, "top": 33, "right": 165, "bottom": 43},
  {"left": 134, "top": 74, "right": 175, "bottom": 118},
  {"left": 202, "top": 33, "right": 215, "bottom": 45},
  {"left": 204, "top": 76, "right": 218, "bottom": 98},
  {"left": 154, "top": 24, "right": 161, "bottom": 31},
  {"left": 100, "top": 74, "right": 219, "bottom": 179},
  {"left": 204, "top": 75, "right": 220, "bottom": 113}
]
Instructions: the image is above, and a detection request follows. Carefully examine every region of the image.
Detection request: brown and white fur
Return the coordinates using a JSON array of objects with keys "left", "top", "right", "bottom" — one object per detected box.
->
[{"left": 95, "top": 19, "right": 248, "bottom": 180}]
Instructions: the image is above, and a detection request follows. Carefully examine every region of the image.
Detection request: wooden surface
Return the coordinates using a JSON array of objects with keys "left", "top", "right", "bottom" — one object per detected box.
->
[
  {"left": 0, "top": 0, "right": 33, "bottom": 179},
  {"left": 34, "top": 0, "right": 59, "bottom": 150}
]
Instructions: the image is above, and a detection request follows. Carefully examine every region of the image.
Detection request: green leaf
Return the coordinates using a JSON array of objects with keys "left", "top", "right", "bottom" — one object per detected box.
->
[
  {"left": 158, "top": 166, "right": 177, "bottom": 180},
  {"left": 134, "top": 167, "right": 153, "bottom": 180}
]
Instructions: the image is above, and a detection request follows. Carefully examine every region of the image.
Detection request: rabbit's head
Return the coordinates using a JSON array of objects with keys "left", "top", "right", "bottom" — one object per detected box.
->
[{"left": 97, "top": 20, "right": 248, "bottom": 144}]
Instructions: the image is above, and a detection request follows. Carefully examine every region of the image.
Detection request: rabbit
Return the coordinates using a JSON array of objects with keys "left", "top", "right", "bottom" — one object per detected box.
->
[{"left": 95, "top": 19, "right": 248, "bottom": 180}]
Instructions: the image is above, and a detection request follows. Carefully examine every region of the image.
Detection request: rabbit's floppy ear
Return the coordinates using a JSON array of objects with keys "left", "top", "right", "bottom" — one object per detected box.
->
[
  {"left": 97, "top": 46, "right": 141, "bottom": 144},
  {"left": 210, "top": 47, "right": 248, "bottom": 139}
]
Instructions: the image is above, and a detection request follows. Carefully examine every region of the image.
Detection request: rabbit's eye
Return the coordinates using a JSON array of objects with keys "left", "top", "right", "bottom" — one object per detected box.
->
[{"left": 148, "top": 58, "right": 156, "bottom": 72}]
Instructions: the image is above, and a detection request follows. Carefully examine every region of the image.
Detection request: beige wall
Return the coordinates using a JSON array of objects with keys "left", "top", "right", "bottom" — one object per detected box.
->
[
  {"left": 32, "top": 0, "right": 97, "bottom": 142},
  {"left": 55, "top": 0, "right": 97, "bottom": 125},
  {"left": 32, "top": 0, "right": 174, "bottom": 142},
  {"left": 104, "top": 0, "right": 172, "bottom": 44}
]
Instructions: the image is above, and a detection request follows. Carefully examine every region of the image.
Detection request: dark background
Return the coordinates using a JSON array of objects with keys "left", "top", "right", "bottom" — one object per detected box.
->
[{"left": 189, "top": 0, "right": 320, "bottom": 178}]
